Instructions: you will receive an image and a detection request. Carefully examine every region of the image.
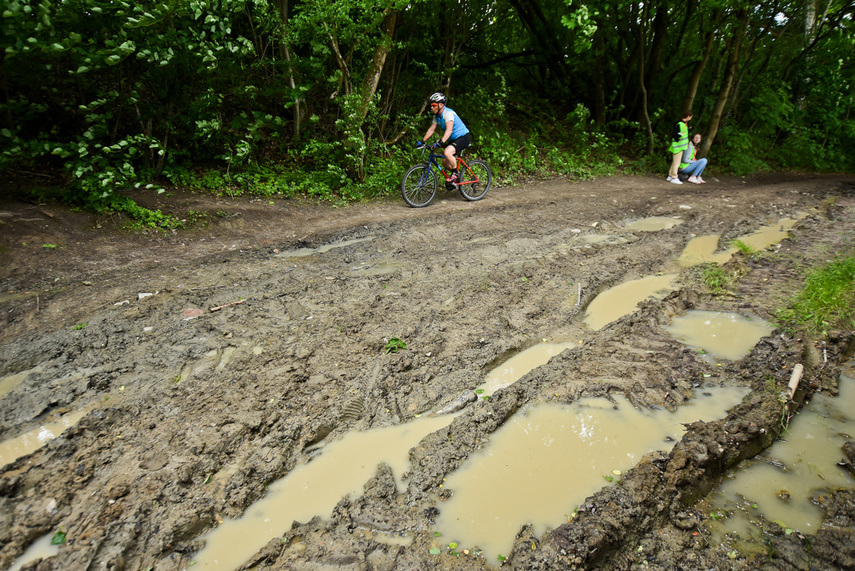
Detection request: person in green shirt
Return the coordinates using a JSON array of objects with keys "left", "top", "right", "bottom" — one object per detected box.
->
[
  {"left": 667, "top": 112, "right": 692, "bottom": 185},
  {"left": 678, "top": 133, "right": 708, "bottom": 184}
]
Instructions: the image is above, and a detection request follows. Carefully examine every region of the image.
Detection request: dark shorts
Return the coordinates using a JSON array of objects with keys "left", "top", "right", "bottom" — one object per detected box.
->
[{"left": 448, "top": 133, "right": 471, "bottom": 154}]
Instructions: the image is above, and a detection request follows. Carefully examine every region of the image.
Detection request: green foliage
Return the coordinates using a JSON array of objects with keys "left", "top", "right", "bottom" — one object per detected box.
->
[
  {"left": 714, "top": 126, "right": 771, "bottom": 175},
  {"left": 384, "top": 337, "right": 407, "bottom": 354},
  {"left": 51, "top": 530, "right": 67, "bottom": 545},
  {"left": 694, "top": 264, "right": 737, "bottom": 295},
  {"left": 776, "top": 255, "right": 855, "bottom": 336},
  {"left": 729, "top": 240, "right": 755, "bottom": 255},
  {"left": 1, "top": 0, "right": 853, "bottom": 212}
]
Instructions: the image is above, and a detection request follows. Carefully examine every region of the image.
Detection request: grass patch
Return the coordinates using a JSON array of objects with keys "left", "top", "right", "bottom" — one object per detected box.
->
[
  {"left": 694, "top": 263, "right": 739, "bottom": 295},
  {"left": 776, "top": 255, "right": 855, "bottom": 336},
  {"left": 729, "top": 239, "right": 755, "bottom": 255}
]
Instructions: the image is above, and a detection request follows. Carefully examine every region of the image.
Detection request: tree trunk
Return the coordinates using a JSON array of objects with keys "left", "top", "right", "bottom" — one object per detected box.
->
[
  {"left": 275, "top": 0, "right": 303, "bottom": 139},
  {"left": 637, "top": 3, "right": 654, "bottom": 154},
  {"left": 593, "top": 25, "right": 606, "bottom": 124},
  {"left": 358, "top": 9, "right": 397, "bottom": 122},
  {"left": 680, "top": 10, "right": 720, "bottom": 116},
  {"left": 507, "top": 0, "right": 569, "bottom": 83},
  {"left": 700, "top": 10, "right": 748, "bottom": 157},
  {"left": 644, "top": 2, "right": 668, "bottom": 89}
]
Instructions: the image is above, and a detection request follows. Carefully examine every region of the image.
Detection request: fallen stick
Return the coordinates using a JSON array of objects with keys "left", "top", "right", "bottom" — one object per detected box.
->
[
  {"left": 210, "top": 299, "right": 245, "bottom": 312},
  {"left": 787, "top": 364, "right": 804, "bottom": 399}
]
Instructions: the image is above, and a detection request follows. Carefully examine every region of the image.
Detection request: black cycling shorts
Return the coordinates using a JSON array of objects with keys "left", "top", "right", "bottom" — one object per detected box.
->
[{"left": 448, "top": 133, "right": 471, "bottom": 154}]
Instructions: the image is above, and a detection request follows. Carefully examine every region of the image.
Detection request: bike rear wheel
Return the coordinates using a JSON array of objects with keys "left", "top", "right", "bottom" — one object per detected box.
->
[
  {"left": 401, "top": 164, "right": 438, "bottom": 207},
  {"left": 458, "top": 159, "right": 492, "bottom": 201}
]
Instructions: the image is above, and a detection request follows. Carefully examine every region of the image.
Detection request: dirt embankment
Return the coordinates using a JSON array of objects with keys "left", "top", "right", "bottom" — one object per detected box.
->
[{"left": 1, "top": 173, "right": 854, "bottom": 570}]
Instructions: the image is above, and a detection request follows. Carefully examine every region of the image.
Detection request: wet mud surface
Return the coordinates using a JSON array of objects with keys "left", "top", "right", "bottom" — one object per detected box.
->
[{"left": 1, "top": 173, "right": 855, "bottom": 570}]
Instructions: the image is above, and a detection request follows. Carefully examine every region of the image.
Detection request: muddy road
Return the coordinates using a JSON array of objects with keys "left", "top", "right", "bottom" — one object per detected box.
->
[{"left": 1, "top": 173, "right": 854, "bottom": 571}]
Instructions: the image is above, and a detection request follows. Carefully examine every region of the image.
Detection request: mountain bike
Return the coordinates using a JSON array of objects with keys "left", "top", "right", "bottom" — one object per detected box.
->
[{"left": 401, "top": 145, "right": 492, "bottom": 208}]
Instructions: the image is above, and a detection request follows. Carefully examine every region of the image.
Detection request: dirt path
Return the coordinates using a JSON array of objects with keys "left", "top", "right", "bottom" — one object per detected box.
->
[{"left": 1, "top": 173, "right": 854, "bottom": 570}]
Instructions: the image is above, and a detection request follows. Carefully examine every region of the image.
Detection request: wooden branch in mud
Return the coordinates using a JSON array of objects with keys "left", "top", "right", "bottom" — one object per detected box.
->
[
  {"left": 210, "top": 300, "right": 245, "bottom": 312},
  {"left": 787, "top": 363, "right": 804, "bottom": 399}
]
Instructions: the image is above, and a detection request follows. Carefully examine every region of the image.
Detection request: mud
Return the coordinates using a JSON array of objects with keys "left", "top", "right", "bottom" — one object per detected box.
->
[{"left": 1, "top": 173, "right": 854, "bottom": 570}]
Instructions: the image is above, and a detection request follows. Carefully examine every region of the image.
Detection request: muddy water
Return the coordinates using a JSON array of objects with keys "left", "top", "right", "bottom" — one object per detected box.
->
[
  {"left": 0, "top": 408, "right": 89, "bottom": 467},
  {"left": 350, "top": 261, "right": 405, "bottom": 276},
  {"left": 702, "top": 370, "right": 855, "bottom": 552},
  {"left": 192, "top": 414, "right": 458, "bottom": 569},
  {"left": 0, "top": 291, "right": 36, "bottom": 304},
  {"left": 677, "top": 234, "right": 733, "bottom": 267},
  {"left": 477, "top": 343, "right": 576, "bottom": 396},
  {"left": 583, "top": 274, "right": 678, "bottom": 331},
  {"left": 624, "top": 216, "right": 684, "bottom": 232},
  {"left": 677, "top": 215, "right": 805, "bottom": 267},
  {"left": 274, "top": 236, "right": 373, "bottom": 258},
  {"left": 581, "top": 234, "right": 630, "bottom": 246},
  {"left": 435, "top": 386, "right": 748, "bottom": 564},
  {"left": 736, "top": 215, "right": 804, "bottom": 252},
  {"left": 664, "top": 310, "right": 775, "bottom": 361},
  {"left": 0, "top": 366, "right": 42, "bottom": 400},
  {"left": 7, "top": 533, "right": 59, "bottom": 571}
]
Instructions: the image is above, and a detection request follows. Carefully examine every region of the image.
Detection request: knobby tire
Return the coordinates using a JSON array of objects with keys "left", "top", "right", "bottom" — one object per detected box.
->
[
  {"left": 459, "top": 159, "right": 492, "bottom": 201},
  {"left": 401, "top": 164, "right": 438, "bottom": 208}
]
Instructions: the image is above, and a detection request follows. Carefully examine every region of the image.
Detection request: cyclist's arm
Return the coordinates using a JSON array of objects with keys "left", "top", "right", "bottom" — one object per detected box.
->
[
  {"left": 423, "top": 123, "right": 437, "bottom": 142},
  {"left": 440, "top": 121, "right": 453, "bottom": 145}
]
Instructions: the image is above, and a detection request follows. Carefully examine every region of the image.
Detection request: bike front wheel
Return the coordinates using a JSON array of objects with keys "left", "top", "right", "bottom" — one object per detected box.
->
[
  {"left": 459, "top": 159, "right": 492, "bottom": 201},
  {"left": 401, "top": 165, "right": 438, "bottom": 207}
]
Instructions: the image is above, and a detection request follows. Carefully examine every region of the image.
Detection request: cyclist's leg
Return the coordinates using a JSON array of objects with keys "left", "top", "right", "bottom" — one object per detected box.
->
[
  {"left": 445, "top": 134, "right": 470, "bottom": 174},
  {"left": 442, "top": 143, "right": 457, "bottom": 172}
]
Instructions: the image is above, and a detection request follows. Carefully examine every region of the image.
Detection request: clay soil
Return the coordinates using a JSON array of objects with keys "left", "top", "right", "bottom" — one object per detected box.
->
[{"left": 1, "top": 172, "right": 855, "bottom": 571}]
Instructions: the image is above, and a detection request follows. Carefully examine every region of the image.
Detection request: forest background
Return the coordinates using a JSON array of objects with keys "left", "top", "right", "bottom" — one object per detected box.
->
[{"left": 1, "top": 0, "right": 854, "bottom": 223}]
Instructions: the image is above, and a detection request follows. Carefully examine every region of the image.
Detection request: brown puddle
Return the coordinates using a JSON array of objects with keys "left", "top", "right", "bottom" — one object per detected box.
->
[
  {"left": 677, "top": 215, "right": 805, "bottom": 267},
  {"left": 664, "top": 310, "right": 775, "bottom": 362},
  {"left": 677, "top": 234, "right": 734, "bottom": 267},
  {"left": 624, "top": 216, "right": 684, "bottom": 232},
  {"left": 0, "top": 408, "right": 90, "bottom": 468},
  {"left": 435, "top": 386, "right": 748, "bottom": 564},
  {"left": 583, "top": 274, "right": 678, "bottom": 331},
  {"left": 701, "top": 369, "right": 855, "bottom": 554},
  {"left": 274, "top": 237, "right": 374, "bottom": 259},
  {"left": 0, "top": 366, "right": 43, "bottom": 401},
  {"left": 477, "top": 342, "right": 576, "bottom": 396},
  {"left": 7, "top": 533, "right": 60, "bottom": 571},
  {"left": 192, "top": 414, "right": 458, "bottom": 569}
]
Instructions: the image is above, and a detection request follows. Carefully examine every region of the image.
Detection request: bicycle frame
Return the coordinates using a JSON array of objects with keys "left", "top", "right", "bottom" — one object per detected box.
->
[{"left": 417, "top": 147, "right": 481, "bottom": 188}]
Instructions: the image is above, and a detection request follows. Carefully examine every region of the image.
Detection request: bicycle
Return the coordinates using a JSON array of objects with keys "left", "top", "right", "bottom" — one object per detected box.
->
[{"left": 401, "top": 145, "right": 493, "bottom": 208}]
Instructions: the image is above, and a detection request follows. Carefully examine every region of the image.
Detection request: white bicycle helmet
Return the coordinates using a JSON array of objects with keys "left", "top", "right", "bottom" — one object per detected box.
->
[{"left": 429, "top": 92, "right": 447, "bottom": 105}]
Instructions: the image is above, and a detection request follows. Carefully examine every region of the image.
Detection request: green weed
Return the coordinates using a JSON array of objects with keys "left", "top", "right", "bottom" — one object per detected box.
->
[
  {"left": 776, "top": 255, "right": 855, "bottom": 336},
  {"left": 51, "top": 529, "right": 67, "bottom": 545},
  {"left": 695, "top": 263, "right": 736, "bottom": 295},
  {"left": 384, "top": 337, "right": 407, "bottom": 354},
  {"left": 729, "top": 239, "right": 755, "bottom": 255}
]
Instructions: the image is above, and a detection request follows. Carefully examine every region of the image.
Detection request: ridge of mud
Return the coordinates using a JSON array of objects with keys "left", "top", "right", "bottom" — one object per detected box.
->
[{"left": 1, "top": 175, "right": 854, "bottom": 570}]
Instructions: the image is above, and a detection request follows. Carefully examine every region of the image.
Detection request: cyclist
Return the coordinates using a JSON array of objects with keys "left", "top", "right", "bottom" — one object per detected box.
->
[{"left": 418, "top": 92, "right": 470, "bottom": 186}]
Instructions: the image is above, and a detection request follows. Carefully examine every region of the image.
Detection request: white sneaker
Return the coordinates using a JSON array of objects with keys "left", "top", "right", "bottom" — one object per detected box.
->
[
  {"left": 688, "top": 176, "right": 701, "bottom": 184},
  {"left": 666, "top": 176, "right": 674, "bottom": 181},
  {"left": 670, "top": 177, "right": 683, "bottom": 185},
  {"left": 697, "top": 176, "right": 706, "bottom": 184}
]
